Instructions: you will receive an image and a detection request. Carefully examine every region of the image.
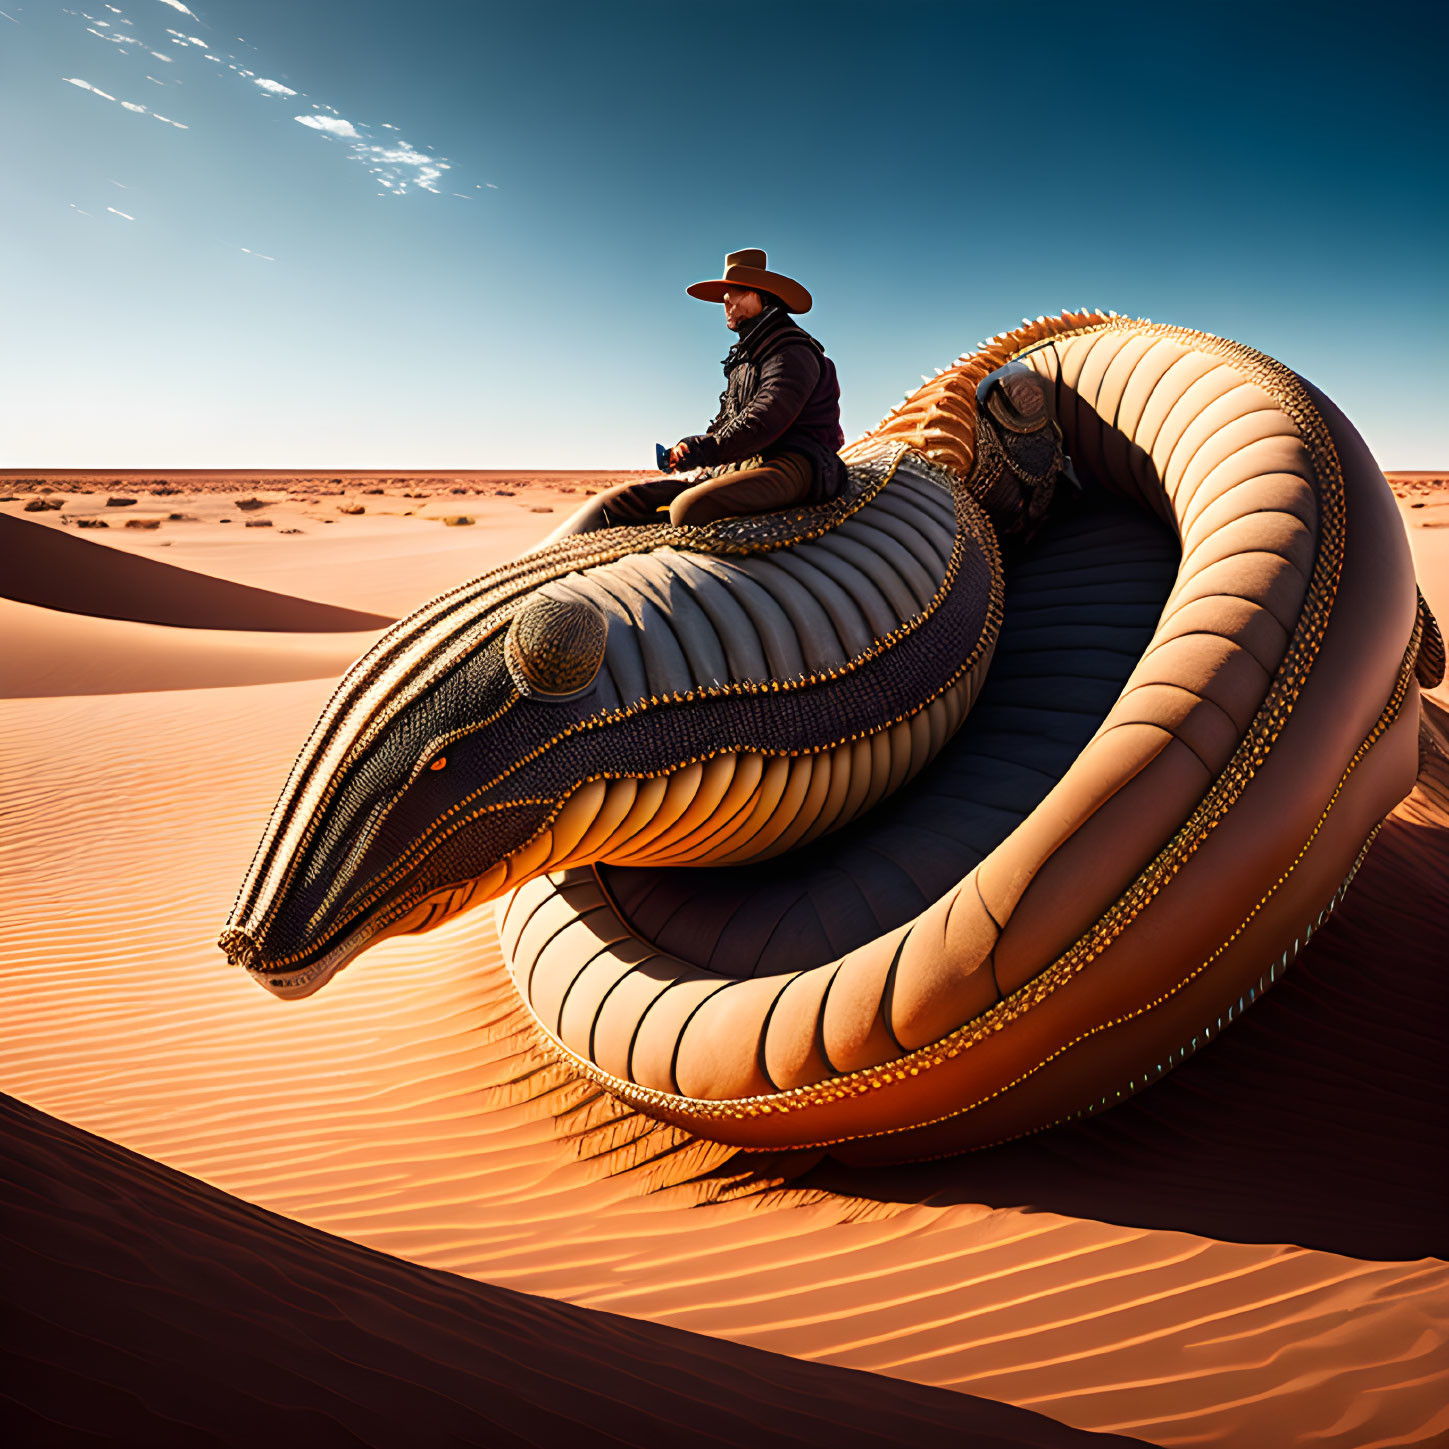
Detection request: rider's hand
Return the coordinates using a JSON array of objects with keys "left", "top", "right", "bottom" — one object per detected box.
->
[{"left": 669, "top": 441, "right": 691, "bottom": 470}]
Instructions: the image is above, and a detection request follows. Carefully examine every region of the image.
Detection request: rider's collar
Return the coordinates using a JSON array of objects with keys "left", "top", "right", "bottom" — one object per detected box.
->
[{"left": 723, "top": 304, "right": 787, "bottom": 366}]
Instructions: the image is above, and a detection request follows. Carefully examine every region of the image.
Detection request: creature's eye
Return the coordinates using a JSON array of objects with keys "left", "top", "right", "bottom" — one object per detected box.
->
[{"left": 429, "top": 756, "right": 448, "bottom": 772}]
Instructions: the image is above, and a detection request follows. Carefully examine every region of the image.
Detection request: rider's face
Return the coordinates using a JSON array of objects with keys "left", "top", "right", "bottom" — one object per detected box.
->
[{"left": 722, "top": 288, "right": 765, "bottom": 332}]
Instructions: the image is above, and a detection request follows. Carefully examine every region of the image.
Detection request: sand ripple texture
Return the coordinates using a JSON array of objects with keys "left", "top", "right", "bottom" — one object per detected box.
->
[
  {"left": 1, "top": 522, "right": 1446, "bottom": 1448},
  {"left": 5, "top": 1096, "right": 1146, "bottom": 1449}
]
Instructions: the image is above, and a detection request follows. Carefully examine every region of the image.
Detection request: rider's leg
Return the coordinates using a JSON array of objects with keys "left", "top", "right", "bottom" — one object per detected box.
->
[
  {"left": 541, "top": 476, "right": 686, "bottom": 542},
  {"left": 667, "top": 452, "right": 813, "bottom": 526}
]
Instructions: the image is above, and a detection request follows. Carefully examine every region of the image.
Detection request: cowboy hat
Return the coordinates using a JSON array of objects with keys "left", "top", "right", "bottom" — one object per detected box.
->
[{"left": 686, "top": 248, "right": 812, "bottom": 314}]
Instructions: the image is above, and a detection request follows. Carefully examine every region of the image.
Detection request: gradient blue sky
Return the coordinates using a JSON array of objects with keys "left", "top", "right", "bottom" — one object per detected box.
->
[{"left": 3, "top": 0, "right": 1445, "bottom": 467}]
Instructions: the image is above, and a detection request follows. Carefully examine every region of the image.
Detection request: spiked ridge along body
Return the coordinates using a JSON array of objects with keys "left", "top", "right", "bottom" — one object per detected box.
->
[{"left": 223, "top": 309, "right": 1431, "bottom": 1165}]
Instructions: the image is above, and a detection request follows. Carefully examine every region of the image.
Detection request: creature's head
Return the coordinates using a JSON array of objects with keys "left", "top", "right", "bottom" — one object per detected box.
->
[
  {"left": 218, "top": 449, "right": 981, "bottom": 1001},
  {"left": 219, "top": 561, "right": 624, "bottom": 1000}
]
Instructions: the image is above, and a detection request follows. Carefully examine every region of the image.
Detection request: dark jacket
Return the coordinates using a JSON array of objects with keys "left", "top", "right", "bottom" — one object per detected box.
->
[{"left": 680, "top": 306, "right": 846, "bottom": 502}]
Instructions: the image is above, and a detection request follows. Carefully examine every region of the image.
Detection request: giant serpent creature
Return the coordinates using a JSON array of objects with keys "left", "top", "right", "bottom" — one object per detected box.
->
[{"left": 221, "top": 312, "right": 1441, "bottom": 1161}]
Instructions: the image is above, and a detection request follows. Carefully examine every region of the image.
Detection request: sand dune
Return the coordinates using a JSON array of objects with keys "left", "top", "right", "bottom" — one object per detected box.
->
[
  {"left": 0, "top": 512, "right": 391, "bottom": 632},
  {"left": 0, "top": 598, "right": 381, "bottom": 697},
  {"left": 3, "top": 1096, "right": 1142, "bottom": 1449},
  {"left": 0, "top": 472, "right": 632, "bottom": 619},
  {"left": 1, "top": 478, "right": 1446, "bottom": 1447}
]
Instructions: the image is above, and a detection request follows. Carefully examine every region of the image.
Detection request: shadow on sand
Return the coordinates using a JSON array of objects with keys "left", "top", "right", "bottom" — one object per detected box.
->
[{"left": 785, "top": 704, "right": 1449, "bottom": 1264}]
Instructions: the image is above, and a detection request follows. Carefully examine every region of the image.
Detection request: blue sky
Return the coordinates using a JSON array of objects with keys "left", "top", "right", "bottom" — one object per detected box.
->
[{"left": 3, "top": 0, "right": 1445, "bottom": 468}]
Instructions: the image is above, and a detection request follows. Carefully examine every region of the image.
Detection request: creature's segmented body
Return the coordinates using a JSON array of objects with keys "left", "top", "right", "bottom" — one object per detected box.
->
[{"left": 223, "top": 312, "right": 1435, "bottom": 1160}]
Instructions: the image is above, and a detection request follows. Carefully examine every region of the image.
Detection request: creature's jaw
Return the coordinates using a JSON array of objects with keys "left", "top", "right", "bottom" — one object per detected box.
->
[
  {"left": 239, "top": 920, "right": 392, "bottom": 1000},
  {"left": 219, "top": 861, "right": 517, "bottom": 1001}
]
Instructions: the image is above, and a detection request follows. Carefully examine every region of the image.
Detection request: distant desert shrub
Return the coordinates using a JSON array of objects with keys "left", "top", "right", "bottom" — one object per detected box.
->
[{"left": 442, "top": 515, "right": 474, "bottom": 527}]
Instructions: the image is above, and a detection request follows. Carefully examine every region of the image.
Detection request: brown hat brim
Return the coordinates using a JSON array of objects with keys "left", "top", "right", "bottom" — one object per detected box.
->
[{"left": 687, "top": 266, "right": 811, "bottom": 314}]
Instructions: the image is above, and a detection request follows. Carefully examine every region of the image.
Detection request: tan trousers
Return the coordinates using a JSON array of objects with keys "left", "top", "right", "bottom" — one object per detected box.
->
[{"left": 554, "top": 452, "right": 815, "bottom": 535}]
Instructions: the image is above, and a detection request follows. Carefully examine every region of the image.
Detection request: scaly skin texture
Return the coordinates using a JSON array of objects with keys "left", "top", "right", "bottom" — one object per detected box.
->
[{"left": 223, "top": 310, "right": 1430, "bottom": 1159}]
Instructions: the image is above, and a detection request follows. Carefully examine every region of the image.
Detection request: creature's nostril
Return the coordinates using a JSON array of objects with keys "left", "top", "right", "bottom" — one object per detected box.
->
[{"left": 218, "top": 927, "right": 260, "bottom": 970}]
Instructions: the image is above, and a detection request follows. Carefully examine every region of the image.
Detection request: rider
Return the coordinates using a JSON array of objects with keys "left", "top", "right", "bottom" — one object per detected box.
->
[{"left": 559, "top": 249, "right": 847, "bottom": 532}]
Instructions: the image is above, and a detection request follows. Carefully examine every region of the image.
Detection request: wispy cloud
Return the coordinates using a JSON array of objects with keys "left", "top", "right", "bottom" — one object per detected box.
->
[
  {"left": 296, "top": 114, "right": 360, "bottom": 140},
  {"left": 64, "top": 76, "right": 117, "bottom": 101},
  {"left": 364, "top": 140, "right": 448, "bottom": 193},
  {"left": 63, "top": 75, "right": 187, "bottom": 127},
  {"left": 63, "top": 3, "right": 477, "bottom": 203},
  {"left": 294, "top": 115, "right": 453, "bottom": 194},
  {"left": 107, "top": 206, "right": 135, "bottom": 220},
  {"left": 240, "top": 247, "right": 275, "bottom": 261}
]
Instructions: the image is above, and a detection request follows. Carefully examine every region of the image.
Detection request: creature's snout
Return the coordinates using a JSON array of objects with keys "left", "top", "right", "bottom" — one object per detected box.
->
[{"left": 217, "top": 927, "right": 260, "bottom": 971}]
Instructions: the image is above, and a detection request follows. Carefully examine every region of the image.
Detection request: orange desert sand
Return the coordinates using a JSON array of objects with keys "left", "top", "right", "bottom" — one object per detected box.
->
[{"left": 2, "top": 470, "right": 1446, "bottom": 1447}]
